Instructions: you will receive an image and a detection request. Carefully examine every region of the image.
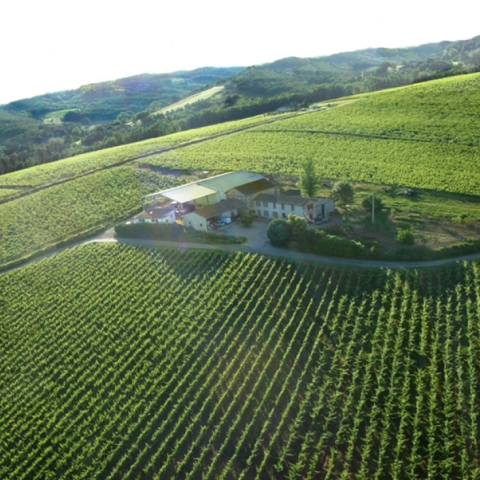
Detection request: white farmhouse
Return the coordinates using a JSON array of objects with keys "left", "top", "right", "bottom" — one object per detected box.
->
[{"left": 253, "top": 194, "right": 334, "bottom": 222}]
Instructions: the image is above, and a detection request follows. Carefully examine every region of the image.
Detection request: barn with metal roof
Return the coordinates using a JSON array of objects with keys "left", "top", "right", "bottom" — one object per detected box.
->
[{"left": 141, "top": 171, "right": 275, "bottom": 230}]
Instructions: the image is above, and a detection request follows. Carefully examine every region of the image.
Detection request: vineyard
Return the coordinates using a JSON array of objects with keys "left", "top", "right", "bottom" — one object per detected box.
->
[
  {"left": 140, "top": 73, "right": 480, "bottom": 196},
  {"left": 270, "top": 73, "right": 480, "bottom": 146},
  {"left": 0, "top": 113, "right": 280, "bottom": 190},
  {"left": 0, "top": 188, "right": 19, "bottom": 198},
  {"left": 0, "top": 168, "right": 178, "bottom": 267},
  {"left": 1, "top": 243, "right": 480, "bottom": 478}
]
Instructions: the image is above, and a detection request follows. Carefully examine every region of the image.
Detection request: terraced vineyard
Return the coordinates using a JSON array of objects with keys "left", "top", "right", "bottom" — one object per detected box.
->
[{"left": 1, "top": 243, "right": 480, "bottom": 479}]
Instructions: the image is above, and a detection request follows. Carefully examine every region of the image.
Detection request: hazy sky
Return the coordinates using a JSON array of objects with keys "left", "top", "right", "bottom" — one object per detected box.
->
[{"left": 1, "top": 0, "right": 479, "bottom": 105}]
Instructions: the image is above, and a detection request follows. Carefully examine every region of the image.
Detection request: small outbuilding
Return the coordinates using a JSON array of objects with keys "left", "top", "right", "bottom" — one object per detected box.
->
[
  {"left": 183, "top": 199, "right": 245, "bottom": 232},
  {"left": 135, "top": 204, "right": 176, "bottom": 224}
]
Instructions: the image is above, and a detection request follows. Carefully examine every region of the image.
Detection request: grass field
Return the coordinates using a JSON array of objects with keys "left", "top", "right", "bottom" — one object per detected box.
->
[
  {"left": 43, "top": 109, "right": 77, "bottom": 124},
  {"left": 1, "top": 243, "right": 479, "bottom": 478},
  {"left": 155, "top": 85, "right": 224, "bottom": 114},
  {"left": 310, "top": 181, "right": 480, "bottom": 249}
]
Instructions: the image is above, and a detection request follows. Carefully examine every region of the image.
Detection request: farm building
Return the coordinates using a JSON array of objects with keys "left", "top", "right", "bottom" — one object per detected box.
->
[
  {"left": 142, "top": 171, "right": 274, "bottom": 231},
  {"left": 254, "top": 194, "right": 334, "bottom": 222},
  {"left": 141, "top": 170, "right": 334, "bottom": 231},
  {"left": 134, "top": 204, "right": 176, "bottom": 224}
]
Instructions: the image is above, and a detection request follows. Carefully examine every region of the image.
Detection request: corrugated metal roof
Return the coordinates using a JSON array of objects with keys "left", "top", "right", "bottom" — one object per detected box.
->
[
  {"left": 198, "top": 171, "right": 264, "bottom": 192},
  {"left": 142, "top": 171, "right": 265, "bottom": 204},
  {"left": 144, "top": 183, "right": 217, "bottom": 203}
]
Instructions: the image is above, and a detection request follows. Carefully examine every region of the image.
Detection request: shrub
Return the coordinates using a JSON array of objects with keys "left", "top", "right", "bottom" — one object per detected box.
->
[
  {"left": 297, "top": 228, "right": 365, "bottom": 259},
  {"left": 267, "top": 219, "right": 291, "bottom": 247},
  {"left": 331, "top": 181, "right": 354, "bottom": 206},
  {"left": 114, "top": 222, "right": 246, "bottom": 244},
  {"left": 396, "top": 228, "right": 415, "bottom": 245},
  {"left": 241, "top": 213, "right": 253, "bottom": 227},
  {"left": 286, "top": 214, "right": 308, "bottom": 239},
  {"left": 325, "top": 225, "right": 347, "bottom": 237},
  {"left": 361, "top": 195, "right": 385, "bottom": 214}
]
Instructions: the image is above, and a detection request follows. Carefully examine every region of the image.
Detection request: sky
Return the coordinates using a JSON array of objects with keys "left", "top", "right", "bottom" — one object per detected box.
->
[{"left": 1, "top": 0, "right": 479, "bottom": 105}]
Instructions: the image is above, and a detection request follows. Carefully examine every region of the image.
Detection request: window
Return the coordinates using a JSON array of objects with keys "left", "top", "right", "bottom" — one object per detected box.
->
[
  {"left": 263, "top": 201, "right": 268, "bottom": 207},
  {"left": 273, "top": 202, "right": 276, "bottom": 209},
  {"left": 308, "top": 203, "right": 313, "bottom": 210},
  {"left": 264, "top": 210, "right": 269, "bottom": 217},
  {"left": 257, "top": 209, "right": 261, "bottom": 216},
  {"left": 291, "top": 204, "right": 295, "bottom": 211},
  {"left": 282, "top": 213, "right": 286, "bottom": 219},
  {"left": 273, "top": 212, "right": 278, "bottom": 218},
  {"left": 281, "top": 203, "right": 285, "bottom": 210},
  {"left": 256, "top": 200, "right": 261, "bottom": 207}
]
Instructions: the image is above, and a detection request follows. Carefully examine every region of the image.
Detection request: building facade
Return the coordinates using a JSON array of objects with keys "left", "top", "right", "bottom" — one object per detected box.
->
[{"left": 253, "top": 194, "right": 334, "bottom": 222}]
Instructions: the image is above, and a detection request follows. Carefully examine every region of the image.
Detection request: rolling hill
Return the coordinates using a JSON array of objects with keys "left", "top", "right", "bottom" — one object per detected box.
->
[
  {"left": 0, "top": 67, "right": 243, "bottom": 175},
  {"left": 1, "top": 72, "right": 480, "bottom": 268},
  {"left": 2, "top": 35, "right": 480, "bottom": 177},
  {"left": 2, "top": 42, "right": 480, "bottom": 480},
  {"left": 141, "top": 73, "right": 480, "bottom": 196},
  {"left": 1, "top": 67, "right": 243, "bottom": 119}
]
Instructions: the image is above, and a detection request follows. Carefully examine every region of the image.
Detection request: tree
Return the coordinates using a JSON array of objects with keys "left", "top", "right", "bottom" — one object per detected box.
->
[
  {"left": 287, "top": 214, "right": 307, "bottom": 239},
  {"left": 267, "top": 219, "right": 291, "bottom": 246},
  {"left": 300, "top": 158, "right": 320, "bottom": 198},
  {"left": 362, "top": 196, "right": 384, "bottom": 215},
  {"left": 331, "top": 181, "right": 354, "bottom": 206}
]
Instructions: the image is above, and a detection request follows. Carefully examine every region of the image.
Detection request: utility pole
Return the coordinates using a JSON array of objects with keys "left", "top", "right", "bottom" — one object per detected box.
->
[{"left": 372, "top": 192, "right": 375, "bottom": 224}]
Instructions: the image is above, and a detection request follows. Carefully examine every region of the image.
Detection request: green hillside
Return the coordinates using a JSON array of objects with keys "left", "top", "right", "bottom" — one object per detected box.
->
[
  {"left": 165, "top": 35, "right": 480, "bottom": 130},
  {"left": 0, "top": 67, "right": 243, "bottom": 175},
  {"left": 3, "top": 35, "right": 480, "bottom": 178},
  {"left": 1, "top": 73, "right": 480, "bottom": 268},
  {"left": 1, "top": 244, "right": 479, "bottom": 478},
  {"left": 141, "top": 73, "right": 480, "bottom": 196},
  {"left": 0, "top": 112, "right": 291, "bottom": 268},
  {"left": 1, "top": 68, "right": 243, "bottom": 119},
  {"left": 0, "top": 113, "right": 278, "bottom": 190}
]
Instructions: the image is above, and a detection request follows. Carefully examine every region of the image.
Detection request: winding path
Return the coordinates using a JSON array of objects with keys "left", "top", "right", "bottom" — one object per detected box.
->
[
  {"left": 3, "top": 232, "right": 480, "bottom": 277},
  {"left": 92, "top": 237, "right": 480, "bottom": 269}
]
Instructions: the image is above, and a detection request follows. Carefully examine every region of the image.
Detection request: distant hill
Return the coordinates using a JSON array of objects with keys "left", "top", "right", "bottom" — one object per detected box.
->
[
  {"left": 1, "top": 67, "right": 244, "bottom": 121},
  {"left": 166, "top": 35, "right": 480, "bottom": 130},
  {"left": 2, "top": 35, "right": 480, "bottom": 176},
  {"left": 0, "top": 67, "right": 243, "bottom": 174}
]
